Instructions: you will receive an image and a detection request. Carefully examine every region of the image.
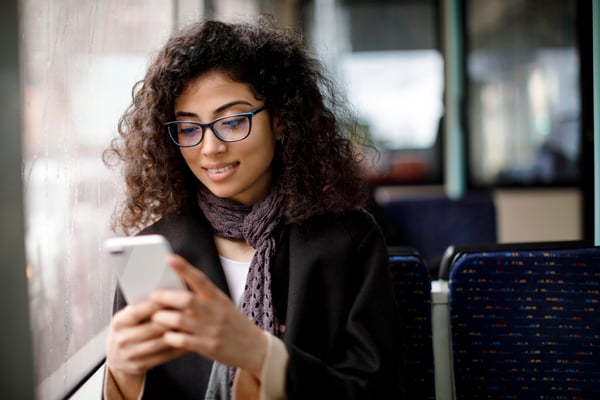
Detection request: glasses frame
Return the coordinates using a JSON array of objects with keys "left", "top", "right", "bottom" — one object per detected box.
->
[{"left": 164, "top": 104, "right": 267, "bottom": 147}]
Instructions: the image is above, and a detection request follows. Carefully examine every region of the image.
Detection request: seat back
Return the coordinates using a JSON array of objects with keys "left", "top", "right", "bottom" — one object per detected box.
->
[
  {"left": 388, "top": 247, "right": 436, "bottom": 400},
  {"left": 382, "top": 192, "right": 497, "bottom": 278},
  {"left": 445, "top": 242, "right": 600, "bottom": 400}
]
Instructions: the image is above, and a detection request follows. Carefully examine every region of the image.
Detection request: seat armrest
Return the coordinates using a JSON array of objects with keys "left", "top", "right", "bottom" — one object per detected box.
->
[{"left": 431, "top": 280, "right": 455, "bottom": 400}]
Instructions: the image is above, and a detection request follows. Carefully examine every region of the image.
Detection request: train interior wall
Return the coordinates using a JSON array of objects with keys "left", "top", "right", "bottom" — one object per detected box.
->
[
  {"left": 376, "top": 186, "right": 582, "bottom": 245},
  {"left": 492, "top": 188, "right": 581, "bottom": 243}
]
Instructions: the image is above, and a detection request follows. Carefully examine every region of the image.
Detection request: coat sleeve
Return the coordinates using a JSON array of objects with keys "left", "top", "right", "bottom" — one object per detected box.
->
[{"left": 284, "top": 210, "right": 405, "bottom": 399}]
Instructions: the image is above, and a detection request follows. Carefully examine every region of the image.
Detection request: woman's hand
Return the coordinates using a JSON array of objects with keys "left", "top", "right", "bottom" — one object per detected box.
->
[
  {"left": 105, "top": 299, "right": 185, "bottom": 398},
  {"left": 150, "top": 254, "right": 268, "bottom": 379}
]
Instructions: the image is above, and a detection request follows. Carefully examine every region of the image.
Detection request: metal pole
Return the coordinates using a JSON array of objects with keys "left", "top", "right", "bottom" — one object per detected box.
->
[
  {"left": 594, "top": 0, "right": 600, "bottom": 245},
  {"left": 444, "top": 0, "right": 465, "bottom": 199}
]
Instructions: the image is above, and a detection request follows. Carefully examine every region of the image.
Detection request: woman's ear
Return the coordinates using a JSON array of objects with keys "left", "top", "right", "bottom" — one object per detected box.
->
[{"left": 271, "top": 111, "right": 285, "bottom": 141}]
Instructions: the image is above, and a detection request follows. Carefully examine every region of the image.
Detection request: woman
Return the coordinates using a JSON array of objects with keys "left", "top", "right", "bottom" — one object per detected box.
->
[{"left": 103, "top": 16, "right": 403, "bottom": 400}]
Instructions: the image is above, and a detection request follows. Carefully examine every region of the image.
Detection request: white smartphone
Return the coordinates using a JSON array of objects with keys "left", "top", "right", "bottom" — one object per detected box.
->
[{"left": 104, "top": 234, "right": 186, "bottom": 304}]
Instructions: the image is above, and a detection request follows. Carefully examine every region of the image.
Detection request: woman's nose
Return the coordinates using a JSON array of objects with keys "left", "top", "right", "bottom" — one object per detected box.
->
[{"left": 200, "top": 128, "right": 227, "bottom": 155}]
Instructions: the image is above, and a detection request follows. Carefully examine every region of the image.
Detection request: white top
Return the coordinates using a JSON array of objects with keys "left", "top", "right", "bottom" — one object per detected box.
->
[{"left": 219, "top": 255, "right": 251, "bottom": 305}]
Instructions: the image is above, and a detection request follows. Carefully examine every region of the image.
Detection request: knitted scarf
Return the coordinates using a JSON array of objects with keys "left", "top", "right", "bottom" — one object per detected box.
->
[{"left": 197, "top": 184, "right": 283, "bottom": 399}]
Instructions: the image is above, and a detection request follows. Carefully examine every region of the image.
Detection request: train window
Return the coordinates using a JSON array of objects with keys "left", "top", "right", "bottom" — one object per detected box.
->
[
  {"left": 302, "top": 0, "right": 444, "bottom": 185},
  {"left": 465, "top": 0, "right": 581, "bottom": 187},
  {"left": 20, "top": 1, "right": 173, "bottom": 397}
]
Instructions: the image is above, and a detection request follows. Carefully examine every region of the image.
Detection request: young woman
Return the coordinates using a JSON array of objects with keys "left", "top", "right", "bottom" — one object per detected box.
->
[{"left": 103, "top": 16, "right": 403, "bottom": 400}]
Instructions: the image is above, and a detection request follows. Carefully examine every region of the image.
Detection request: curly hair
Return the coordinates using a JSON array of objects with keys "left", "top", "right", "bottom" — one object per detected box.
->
[{"left": 104, "top": 16, "right": 369, "bottom": 234}]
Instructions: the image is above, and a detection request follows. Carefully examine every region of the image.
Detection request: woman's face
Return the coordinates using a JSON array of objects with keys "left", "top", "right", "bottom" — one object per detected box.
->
[{"left": 173, "top": 70, "right": 281, "bottom": 206}]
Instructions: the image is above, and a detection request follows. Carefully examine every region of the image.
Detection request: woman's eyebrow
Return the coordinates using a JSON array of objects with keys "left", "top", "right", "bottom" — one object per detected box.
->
[
  {"left": 174, "top": 100, "right": 254, "bottom": 118},
  {"left": 214, "top": 100, "right": 254, "bottom": 114},
  {"left": 174, "top": 111, "right": 198, "bottom": 117}
]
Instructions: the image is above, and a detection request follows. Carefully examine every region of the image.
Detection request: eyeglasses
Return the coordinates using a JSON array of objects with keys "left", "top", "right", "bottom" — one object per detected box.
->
[{"left": 164, "top": 105, "right": 266, "bottom": 147}]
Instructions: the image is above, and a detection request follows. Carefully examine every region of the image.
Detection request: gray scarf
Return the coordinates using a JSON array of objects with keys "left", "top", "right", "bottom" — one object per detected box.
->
[{"left": 197, "top": 185, "right": 283, "bottom": 399}]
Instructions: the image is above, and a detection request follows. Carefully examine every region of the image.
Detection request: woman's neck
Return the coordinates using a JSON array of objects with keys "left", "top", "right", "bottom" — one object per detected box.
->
[{"left": 213, "top": 235, "right": 256, "bottom": 262}]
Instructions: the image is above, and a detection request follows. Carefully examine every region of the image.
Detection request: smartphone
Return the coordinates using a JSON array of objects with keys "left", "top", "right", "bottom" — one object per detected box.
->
[{"left": 104, "top": 234, "right": 186, "bottom": 304}]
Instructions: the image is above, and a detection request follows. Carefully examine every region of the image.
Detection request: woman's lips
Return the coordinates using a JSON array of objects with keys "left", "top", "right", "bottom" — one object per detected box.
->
[{"left": 204, "top": 161, "right": 240, "bottom": 180}]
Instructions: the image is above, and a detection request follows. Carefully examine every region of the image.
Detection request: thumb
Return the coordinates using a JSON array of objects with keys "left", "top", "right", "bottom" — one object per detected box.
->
[{"left": 167, "top": 254, "right": 221, "bottom": 301}]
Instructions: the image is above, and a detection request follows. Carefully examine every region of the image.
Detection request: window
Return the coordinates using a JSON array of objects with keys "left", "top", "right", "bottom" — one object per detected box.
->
[
  {"left": 20, "top": 1, "right": 174, "bottom": 397},
  {"left": 465, "top": 0, "right": 581, "bottom": 187},
  {"left": 303, "top": 0, "right": 444, "bottom": 185}
]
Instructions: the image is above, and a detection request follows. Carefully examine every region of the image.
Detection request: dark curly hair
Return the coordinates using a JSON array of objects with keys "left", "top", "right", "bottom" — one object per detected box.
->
[{"left": 104, "top": 16, "right": 369, "bottom": 234}]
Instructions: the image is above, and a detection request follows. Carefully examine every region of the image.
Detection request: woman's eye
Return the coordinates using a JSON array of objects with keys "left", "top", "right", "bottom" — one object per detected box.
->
[
  {"left": 221, "top": 117, "right": 245, "bottom": 129},
  {"left": 179, "top": 124, "right": 200, "bottom": 135}
]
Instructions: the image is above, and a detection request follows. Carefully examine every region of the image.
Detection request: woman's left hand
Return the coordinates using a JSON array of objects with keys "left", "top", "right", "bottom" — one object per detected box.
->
[{"left": 150, "top": 254, "right": 268, "bottom": 379}]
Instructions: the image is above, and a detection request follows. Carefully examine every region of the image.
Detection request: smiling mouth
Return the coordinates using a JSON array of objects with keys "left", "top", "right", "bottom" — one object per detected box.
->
[{"left": 206, "top": 162, "right": 239, "bottom": 173}]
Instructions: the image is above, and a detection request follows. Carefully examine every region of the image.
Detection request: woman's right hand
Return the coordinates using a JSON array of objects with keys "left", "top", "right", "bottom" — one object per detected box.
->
[{"left": 105, "top": 299, "right": 185, "bottom": 399}]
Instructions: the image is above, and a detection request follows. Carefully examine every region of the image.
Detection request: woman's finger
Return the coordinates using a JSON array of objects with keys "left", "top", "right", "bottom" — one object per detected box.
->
[
  {"left": 151, "top": 308, "right": 197, "bottom": 332},
  {"left": 112, "top": 300, "right": 162, "bottom": 329},
  {"left": 130, "top": 347, "right": 186, "bottom": 371},
  {"left": 166, "top": 254, "right": 224, "bottom": 300},
  {"left": 112, "top": 319, "right": 171, "bottom": 348},
  {"left": 120, "top": 333, "right": 182, "bottom": 360},
  {"left": 111, "top": 338, "right": 186, "bottom": 376}
]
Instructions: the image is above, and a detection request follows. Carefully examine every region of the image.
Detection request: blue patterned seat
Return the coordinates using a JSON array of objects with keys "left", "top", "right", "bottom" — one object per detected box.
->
[
  {"left": 388, "top": 246, "right": 436, "bottom": 400},
  {"left": 440, "top": 242, "right": 600, "bottom": 400}
]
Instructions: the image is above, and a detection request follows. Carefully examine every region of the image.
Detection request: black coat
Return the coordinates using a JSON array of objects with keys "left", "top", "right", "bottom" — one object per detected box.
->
[{"left": 113, "top": 204, "right": 404, "bottom": 399}]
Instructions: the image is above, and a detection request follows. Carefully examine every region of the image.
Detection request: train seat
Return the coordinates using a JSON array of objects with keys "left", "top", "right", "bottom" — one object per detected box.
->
[
  {"left": 433, "top": 241, "right": 600, "bottom": 400},
  {"left": 388, "top": 246, "right": 436, "bottom": 400}
]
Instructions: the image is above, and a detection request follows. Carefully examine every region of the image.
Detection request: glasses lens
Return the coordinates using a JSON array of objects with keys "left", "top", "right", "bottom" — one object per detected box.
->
[
  {"left": 170, "top": 122, "right": 201, "bottom": 146},
  {"left": 214, "top": 115, "right": 251, "bottom": 141}
]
